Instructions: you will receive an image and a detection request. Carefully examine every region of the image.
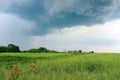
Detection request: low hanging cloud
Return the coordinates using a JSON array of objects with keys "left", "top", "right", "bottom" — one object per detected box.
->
[{"left": 1, "top": 0, "right": 120, "bottom": 35}]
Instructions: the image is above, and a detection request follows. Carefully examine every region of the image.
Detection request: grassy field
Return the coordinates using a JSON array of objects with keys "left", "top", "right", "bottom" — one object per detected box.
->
[{"left": 0, "top": 53, "right": 120, "bottom": 80}]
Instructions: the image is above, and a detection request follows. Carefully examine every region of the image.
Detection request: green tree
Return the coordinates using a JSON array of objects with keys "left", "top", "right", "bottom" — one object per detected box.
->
[
  {"left": 38, "top": 47, "right": 48, "bottom": 52},
  {"left": 0, "top": 46, "right": 7, "bottom": 52},
  {"left": 7, "top": 44, "right": 20, "bottom": 52},
  {"left": 78, "top": 50, "right": 82, "bottom": 53},
  {"left": 89, "top": 51, "right": 94, "bottom": 53},
  {"left": 28, "top": 48, "right": 39, "bottom": 53},
  {"left": 28, "top": 47, "right": 49, "bottom": 53}
]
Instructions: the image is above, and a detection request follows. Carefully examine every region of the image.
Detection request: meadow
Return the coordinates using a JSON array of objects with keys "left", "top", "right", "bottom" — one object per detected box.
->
[{"left": 0, "top": 53, "right": 120, "bottom": 80}]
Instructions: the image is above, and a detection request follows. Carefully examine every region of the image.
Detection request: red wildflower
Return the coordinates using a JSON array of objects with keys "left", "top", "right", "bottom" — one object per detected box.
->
[
  {"left": 8, "top": 77, "right": 11, "bottom": 80},
  {"left": 64, "top": 68, "right": 69, "bottom": 71},
  {"left": 14, "top": 66, "right": 19, "bottom": 71},
  {"left": 30, "top": 64, "right": 35, "bottom": 68},
  {"left": 16, "top": 75, "right": 19, "bottom": 78},
  {"left": 11, "top": 73, "right": 15, "bottom": 77}
]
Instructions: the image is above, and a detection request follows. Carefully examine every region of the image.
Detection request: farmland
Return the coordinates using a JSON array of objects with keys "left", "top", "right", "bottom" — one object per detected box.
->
[{"left": 0, "top": 53, "right": 120, "bottom": 80}]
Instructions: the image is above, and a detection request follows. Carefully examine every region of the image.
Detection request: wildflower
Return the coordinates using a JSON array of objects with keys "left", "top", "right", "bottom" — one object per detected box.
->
[
  {"left": 16, "top": 75, "right": 19, "bottom": 78},
  {"left": 8, "top": 77, "right": 11, "bottom": 80},
  {"left": 30, "top": 64, "right": 35, "bottom": 68},
  {"left": 14, "top": 66, "right": 19, "bottom": 71},
  {"left": 64, "top": 68, "right": 69, "bottom": 71},
  {"left": 11, "top": 73, "right": 15, "bottom": 77}
]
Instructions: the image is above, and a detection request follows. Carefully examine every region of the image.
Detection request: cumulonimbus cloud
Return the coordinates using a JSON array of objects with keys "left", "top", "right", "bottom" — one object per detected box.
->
[{"left": 1, "top": 0, "right": 120, "bottom": 35}]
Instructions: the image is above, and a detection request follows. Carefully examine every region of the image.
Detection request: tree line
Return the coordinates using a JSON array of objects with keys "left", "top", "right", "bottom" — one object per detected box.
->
[
  {"left": 26, "top": 47, "right": 58, "bottom": 53},
  {"left": 0, "top": 44, "right": 94, "bottom": 53},
  {"left": 0, "top": 44, "right": 58, "bottom": 53}
]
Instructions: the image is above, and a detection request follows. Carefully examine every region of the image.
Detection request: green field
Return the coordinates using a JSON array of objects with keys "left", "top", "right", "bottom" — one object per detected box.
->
[{"left": 0, "top": 53, "right": 120, "bottom": 80}]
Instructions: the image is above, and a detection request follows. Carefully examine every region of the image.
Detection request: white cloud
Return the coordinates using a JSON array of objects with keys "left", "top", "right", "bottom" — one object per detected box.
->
[
  {"left": 0, "top": 13, "right": 35, "bottom": 50},
  {"left": 31, "top": 19, "right": 120, "bottom": 52}
]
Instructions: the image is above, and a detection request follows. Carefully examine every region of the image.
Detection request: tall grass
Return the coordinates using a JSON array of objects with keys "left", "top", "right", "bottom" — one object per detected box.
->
[{"left": 0, "top": 53, "right": 120, "bottom": 80}]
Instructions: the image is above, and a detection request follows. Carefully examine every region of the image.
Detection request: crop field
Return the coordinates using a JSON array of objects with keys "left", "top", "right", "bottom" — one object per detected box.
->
[{"left": 0, "top": 53, "right": 120, "bottom": 80}]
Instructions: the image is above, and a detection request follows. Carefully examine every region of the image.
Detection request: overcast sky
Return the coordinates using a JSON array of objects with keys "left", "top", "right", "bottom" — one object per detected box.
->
[{"left": 0, "top": 0, "right": 120, "bottom": 52}]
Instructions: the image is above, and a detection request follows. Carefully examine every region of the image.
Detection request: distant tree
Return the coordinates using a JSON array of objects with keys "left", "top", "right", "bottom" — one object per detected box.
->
[
  {"left": 28, "top": 47, "right": 49, "bottom": 53},
  {"left": 28, "top": 48, "right": 39, "bottom": 53},
  {"left": 69, "top": 50, "right": 78, "bottom": 54},
  {"left": 78, "top": 50, "right": 82, "bottom": 53},
  {"left": 0, "top": 46, "right": 7, "bottom": 52},
  {"left": 7, "top": 44, "right": 20, "bottom": 52},
  {"left": 49, "top": 50, "right": 58, "bottom": 53},
  {"left": 89, "top": 51, "right": 94, "bottom": 53},
  {"left": 38, "top": 47, "right": 48, "bottom": 52},
  {"left": 22, "top": 50, "right": 27, "bottom": 53}
]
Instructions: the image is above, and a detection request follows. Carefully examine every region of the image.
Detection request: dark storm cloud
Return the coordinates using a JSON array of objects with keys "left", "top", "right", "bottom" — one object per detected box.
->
[{"left": 1, "top": 0, "right": 120, "bottom": 35}]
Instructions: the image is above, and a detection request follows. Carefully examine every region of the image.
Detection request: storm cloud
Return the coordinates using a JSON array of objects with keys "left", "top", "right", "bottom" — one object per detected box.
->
[{"left": 1, "top": 0, "right": 120, "bottom": 35}]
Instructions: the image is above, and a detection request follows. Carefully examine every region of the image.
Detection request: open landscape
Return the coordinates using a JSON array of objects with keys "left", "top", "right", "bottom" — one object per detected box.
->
[
  {"left": 0, "top": 53, "right": 120, "bottom": 80},
  {"left": 1, "top": 0, "right": 120, "bottom": 80}
]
